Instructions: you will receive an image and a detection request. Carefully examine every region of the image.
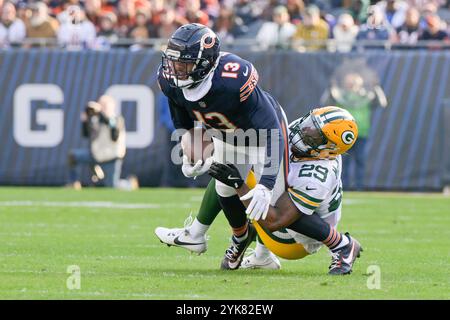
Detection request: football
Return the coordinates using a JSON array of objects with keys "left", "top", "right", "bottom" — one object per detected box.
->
[{"left": 181, "top": 127, "right": 214, "bottom": 164}]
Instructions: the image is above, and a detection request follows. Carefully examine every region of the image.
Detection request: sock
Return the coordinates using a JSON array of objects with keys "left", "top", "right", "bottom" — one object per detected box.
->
[
  {"left": 232, "top": 222, "right": 249, "bottom": 242},
  {"left": 254, "top": 238, "right": 270, "bottom": 259},
  {"left": 188, "top": 218, "right": 209, "bottom": 240},
  {"left": 323, "top": 229, "right": 349, "bottom": 252},
  {"left": 287, "top": 213, "right": 348, "bottom": 251},
  {"left": 218, "top": 194, "right": 248, "bottom": 229},
  {"left": 196, "top": 179, "right": 222, "bottom": 225}
]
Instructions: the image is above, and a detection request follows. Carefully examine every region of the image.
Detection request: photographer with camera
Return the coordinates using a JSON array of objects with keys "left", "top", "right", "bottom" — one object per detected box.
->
[{"left": 67, "top": 95, "right": 138, "bottom": 190}]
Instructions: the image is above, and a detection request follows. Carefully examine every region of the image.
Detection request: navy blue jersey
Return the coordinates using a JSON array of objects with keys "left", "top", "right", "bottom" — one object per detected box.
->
[{"left": 158, "top": 52, "right": 286, "bottom": 189}]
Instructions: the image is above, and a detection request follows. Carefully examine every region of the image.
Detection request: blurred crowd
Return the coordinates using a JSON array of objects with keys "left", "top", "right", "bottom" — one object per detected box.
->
[{"left": 0, "top": 0, "right": 449, "bottom": 50}]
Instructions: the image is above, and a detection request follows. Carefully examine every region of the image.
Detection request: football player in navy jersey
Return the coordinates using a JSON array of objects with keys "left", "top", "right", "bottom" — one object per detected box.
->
[{"left": 154, "top": 23, "right": 290, "bottom": 270}]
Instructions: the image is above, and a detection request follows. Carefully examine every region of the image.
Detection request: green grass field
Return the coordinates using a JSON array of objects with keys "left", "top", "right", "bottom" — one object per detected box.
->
[{"left": 0, "top": 187, "right": 449, "bottom": 300}]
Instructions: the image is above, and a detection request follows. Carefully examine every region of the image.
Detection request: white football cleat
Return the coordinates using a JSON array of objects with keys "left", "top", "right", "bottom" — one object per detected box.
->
[
  {"left": 154, "top": 227, "right": 207, "bottom": 254},
  {"left": 241, "top": 250, "right": 281, "bottom": 270}
]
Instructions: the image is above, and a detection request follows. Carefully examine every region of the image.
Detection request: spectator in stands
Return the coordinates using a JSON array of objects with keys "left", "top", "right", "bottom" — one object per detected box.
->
[
  {"left": 328, "top": 13, "right": 359, "bottom": 52},
  {"left": 96, "top": 11, "right": 119, "bottom": 47},
  {"left": 157, "top": 7, "right": 179, "bottom": 39},
  {"left": 116, "top": 0, "right": 137, "bottom": 37},
  {"left": 256, "top": 5, "right": 296, "bottom": 49},
  {"left": 59, "top": 0, "right": 82, "bottom": 14},
  {"left": 261, "top": 0, "right": 279, "bottom": 21},
  {"left": 0, "top": 2, "right": 26, "bottom": 47},
  {"left": 408, "top": 0, "right": 442, "bottom": 15},
  {"left": 286, "top": 0, "right": 304, "bottom": 24},
  {"left": 419, "top": 13, "right": 449, "bottom": 40},
  {"left": 377, "top": 0, "right": 408, "bottom": 29},
  {"left": 26, "top": 2, "right": 59, "bottom": 45},
  {"left": 178, "top": 0, "right": 209, "bottom": 26},
  {"left": 418, "top": 2, "right": 438, "bottom": 29},
  {"left": 129, "top": 8, "right": 157, "bottom": 40},
  {"left": 356, "top": 5, "right": 395, "bottom": 47},
  {"left": 234, "top": 0, "right": 265, "bottom": 27},
  {"left": 292, "top": 5, "right": 329, "bottom": 51},
  {"left": 213, "top": 7, "right": 245, "bottom": 44},
  {"left": 84, "top": 0, "right": 102, "bottom": 29},
  {"left": 67, "top": 95, "right": 139, "bottom": 190},
  {"left": 57, "top": 5, "right": 96, "bottom": 49},
  {"left": 149, "top": 0, "right": 165, "bottom": 26},
  {"left": 350, "top": 0, "right": 371, "bottom": 24},
  {"left": 202, "top": 0, "right": 221, "bottom": 22},
  {"left": 16, "top": 1, "right": 31, "bottom": 26},
  {"left": 394, "top": 6, "right": 422, "bottom": 45}
]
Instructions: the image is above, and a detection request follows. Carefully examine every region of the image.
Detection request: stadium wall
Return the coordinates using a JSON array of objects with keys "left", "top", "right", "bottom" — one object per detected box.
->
[{"left": 0, "top": 49, "right": 448, "bottom": 191}]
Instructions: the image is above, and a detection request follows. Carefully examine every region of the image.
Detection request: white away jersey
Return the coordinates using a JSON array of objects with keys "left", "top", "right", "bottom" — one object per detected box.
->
[{"left": 287, "top": 155, "right": 343, "bottom": 218}]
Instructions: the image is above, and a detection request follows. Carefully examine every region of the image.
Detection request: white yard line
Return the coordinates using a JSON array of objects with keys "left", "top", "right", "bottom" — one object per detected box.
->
[{"left": 0, "top": 201, "right": 192, "bottom": 210}]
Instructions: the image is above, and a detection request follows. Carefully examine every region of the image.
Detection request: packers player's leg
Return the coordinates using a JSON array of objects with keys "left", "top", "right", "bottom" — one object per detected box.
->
[
  {"left": 273, "top": 199, "right": 361, "bottom": 275},
  {"left": 239, "top": 189, "right": 361, "bottom": 274}
]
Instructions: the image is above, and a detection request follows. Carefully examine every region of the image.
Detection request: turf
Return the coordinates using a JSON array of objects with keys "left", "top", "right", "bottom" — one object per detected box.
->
[{"left": 0, "top": 187, "right": 449, "bottom": 300}]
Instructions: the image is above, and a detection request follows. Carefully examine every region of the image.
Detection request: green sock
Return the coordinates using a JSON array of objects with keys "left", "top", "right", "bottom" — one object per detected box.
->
[{"left": 196, "top": 179, "right": 222, "bottom": 225}]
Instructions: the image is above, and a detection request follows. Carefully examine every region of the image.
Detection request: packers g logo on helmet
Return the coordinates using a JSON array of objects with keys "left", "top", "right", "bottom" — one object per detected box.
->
[
  {"left": 315, "top": 106, "right": 358, "bottom": 156},
  {"left": 341, "top": 130, "right": 355, "bottom": 145}
]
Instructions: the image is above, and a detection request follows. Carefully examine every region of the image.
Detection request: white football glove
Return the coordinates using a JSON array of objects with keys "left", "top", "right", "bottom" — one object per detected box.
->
[
  {"left": 181, "top": 155, "right": 213, "bottom": 178},
  {"left": 240, "top": 184, "right": 273, "bottom": 221}
]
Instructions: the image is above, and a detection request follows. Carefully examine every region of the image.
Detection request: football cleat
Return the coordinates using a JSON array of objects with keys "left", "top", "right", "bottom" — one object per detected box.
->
[
  {"left": 220, "top": 223, "right": 256, "bottom": 270},
  {"left": 241, "top": 249, "right": 281, "bottom": 270},
  {"left": 155, "top": 227, "right": 207, "bottom": 254},
  {"left": 328, "top": 233, "right": 363, "bottom": 275}
]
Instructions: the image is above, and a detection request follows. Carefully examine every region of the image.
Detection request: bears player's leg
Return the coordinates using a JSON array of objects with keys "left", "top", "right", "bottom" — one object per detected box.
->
[
  {"left": 217, "top": 195, "right": 248, "bottom": 232},
  {"left": 196, "top": 179, "right": 222, "bottom": 226},
  {"left": 188, "top": 179, "right": 222, "bottom": 240},
  {"left": 154, "top": 181, "right": 219, "bottom": 254},
  {"left": 215, "top": 167, "right": 256, "bottom": 270}
]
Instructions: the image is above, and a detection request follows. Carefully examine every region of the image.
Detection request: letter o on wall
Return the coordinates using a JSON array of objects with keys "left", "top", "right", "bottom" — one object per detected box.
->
[{"left": 105, "top": 85, "right": 154, "bottom": 148}]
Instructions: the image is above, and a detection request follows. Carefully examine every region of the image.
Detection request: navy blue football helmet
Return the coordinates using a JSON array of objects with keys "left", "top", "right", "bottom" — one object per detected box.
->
[{"left": 161, "top": 23, "right": 220, "bottom": 89}]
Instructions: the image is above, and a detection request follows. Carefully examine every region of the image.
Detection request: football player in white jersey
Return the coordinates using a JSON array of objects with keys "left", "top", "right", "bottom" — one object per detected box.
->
[{"left": 208, "top": 106, "right": 363, "bottom": 275}]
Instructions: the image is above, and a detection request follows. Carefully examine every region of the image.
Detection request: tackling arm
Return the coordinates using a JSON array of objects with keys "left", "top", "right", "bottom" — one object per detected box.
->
[
  {"left": 234, "top": 184, "right": 302, "bottom": 232},
  {"left": 208, "top": 162, "right": 302, "bottom": 231}
]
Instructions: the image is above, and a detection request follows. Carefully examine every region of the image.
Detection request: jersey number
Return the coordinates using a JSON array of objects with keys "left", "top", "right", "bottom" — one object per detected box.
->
[
  {"left": 192, "top": 110, "right": 237, "bottom": 130},
  {"left": 298, "top": 164, "right": 328, "bottom": 183},
  {"left": 221, "top": 62, "right": 240, "bottom": 79}
]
